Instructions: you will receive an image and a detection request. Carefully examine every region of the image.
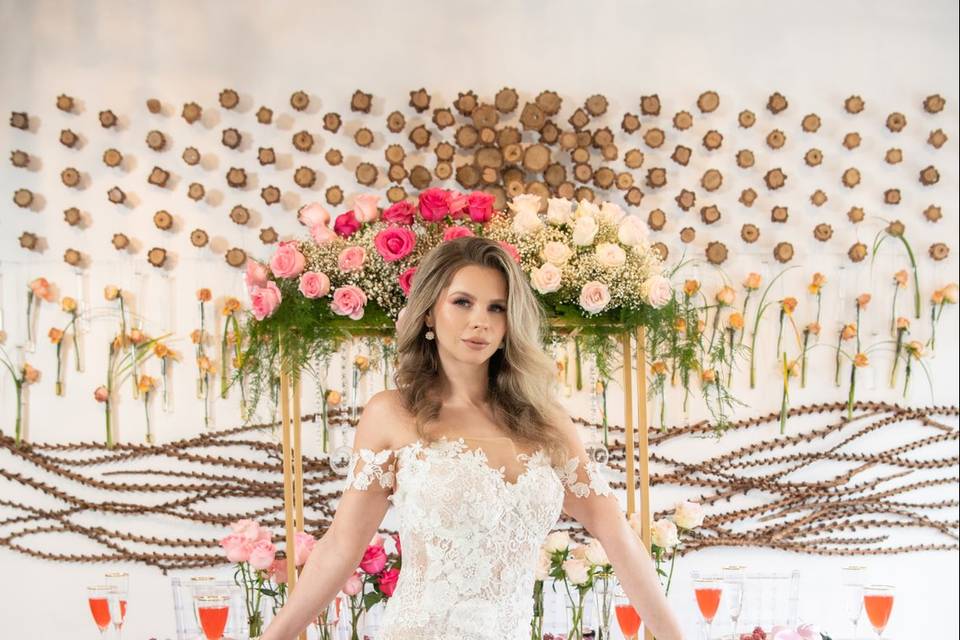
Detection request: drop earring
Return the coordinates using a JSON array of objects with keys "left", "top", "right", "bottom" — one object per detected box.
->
[{"left": 425, "top": 329, "right": 435, "bottom": 340}]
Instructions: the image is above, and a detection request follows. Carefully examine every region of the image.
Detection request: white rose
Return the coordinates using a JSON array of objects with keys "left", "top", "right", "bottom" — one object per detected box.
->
[
  {"left": 574, "top": 200, "right": 600, "bottom": 220},
  {"left": 546, "top": 197, "right": 573, "bottom": 225},
  {"left": 617, "top": 215, "right": 648, "bottom": 247},
  {"left": 651, "top": 518, "right": 679, "bottom": 549},
  {"left": 542, "top": 241, "right": 573, "bottom": 266},
  {"left": 642, "top": 275, "right": 673, "bottom": 309},
  {"left": 579, "top": 281, "right": 611, "bottom": 314},
  {"left": 583, "top": 538, "right": 609, "bottom": 566},
  {"left": 508, "top": 193, "right": 542, "bottom": 217},
  {"left": 599, "top": 201, "right": 626, "bottom": 224},
  {"left": 534, "top": 549, "right": 551, "bottom": 581},
  {"left": 595, "top": 243, "right": 627, "bottom": 268},
  {"left": 543, "top": 531, "right": 571, "bottom": 553},
  {"left": 673, "top": 500, "right": 705, "bottom": 530},
  {"left": 512, "top": 209, "right": 544, "bottom": 235},
  {"left": 572, "top": 216, "right": 599, "bottom": 246},
  {"left": 530, "top": 263, "right": 562, "bottom": 294},
  {"left": 562, "top": 558, "right": 591, "bottom": 585}
]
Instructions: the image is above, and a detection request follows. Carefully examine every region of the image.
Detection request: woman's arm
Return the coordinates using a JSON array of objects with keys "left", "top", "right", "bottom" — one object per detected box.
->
[
  {"left": 555, "top": 411, "right": 685, "bottom": 640},
  {"left": 261, "top": 391, "right": 398, "bottom": 640}
]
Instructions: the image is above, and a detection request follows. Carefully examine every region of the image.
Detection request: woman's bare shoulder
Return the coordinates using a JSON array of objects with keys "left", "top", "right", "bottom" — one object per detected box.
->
[{"left": 360, "top": 389, "right": 417, "bottom": 450}]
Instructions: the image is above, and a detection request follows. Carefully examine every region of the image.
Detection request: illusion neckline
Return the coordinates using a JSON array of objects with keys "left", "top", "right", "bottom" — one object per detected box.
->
[{"left": 396, "top": 435, "right": 550, "bottom": 489}]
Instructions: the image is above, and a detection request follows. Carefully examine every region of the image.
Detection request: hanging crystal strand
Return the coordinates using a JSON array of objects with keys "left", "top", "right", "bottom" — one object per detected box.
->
[
  {"left": 588, "top": 355, "right": 609, "bottom": 464},
  {"left": 314, "top": 353, "right": 330, "bottom": 456},
  {"left": 328, "top": 343, "right": 354, "bottom": 476}
]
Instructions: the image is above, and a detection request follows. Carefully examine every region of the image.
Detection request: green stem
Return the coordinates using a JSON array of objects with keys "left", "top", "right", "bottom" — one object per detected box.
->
[
  {"left": 664, "top": 547, "right": 678, "bottom": 596},
  {"left": 574, "top": 336, "right": 582, "bottom": 391},
  {"left": 890, "top": 286, "right": 900, "bottom": 336},
  {"left": 847, "top": 360, "right": 857, "bottom": 420},
  {"left": 800, "top": 330, "right": 810, "bottom": 388},
  {"left": 71, "top": 312, "right": 82, "bottom": 372},
  {"left": 144, "top": 394, "right": 152, "bottom": 444},
  {"left": 903, "top": 356, "right": 913, "bottom": 398},
  {"left": 780, "top": 352, "right": 789, "bottom": 434},
  {"left": 890, "top": 328, "right": 904, "bottom": 388},
  {"left": 14, "top": 381, "right": 23, "bottom": 446},
  {"left": 221, "top": 316, "right": 230, "bottom": 399},
  {"left": 738, "top": 291, "right": 752, "bottom": 346},
  {"left": 834, "top": 330, "right": 843, "bottom": 387}
]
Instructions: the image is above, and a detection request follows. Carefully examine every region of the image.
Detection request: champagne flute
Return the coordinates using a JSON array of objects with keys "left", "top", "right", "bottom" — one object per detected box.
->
[
  {"left": 613, "top": 588, "right": 642, "bottom": 640},
  {"left": 693, "top": 578, "right": 723, "bottom": 640},
  {"left": 105, "top": 571, "right": 129, "bottom": 637},
  {"left": 863, "top": 585, "right": 895, "bottom": 639},
  {"left": 722, "top": 565, "right": 746, "bottom": 638},
  {"left": 195, "top": 590, "right": 232, "bottom": 640},
  {"left": 842, "top": 565, "right": 867, "bottom": 638},
  {"left": 86, "top": 585, "right": 113, "bottom": 637}
]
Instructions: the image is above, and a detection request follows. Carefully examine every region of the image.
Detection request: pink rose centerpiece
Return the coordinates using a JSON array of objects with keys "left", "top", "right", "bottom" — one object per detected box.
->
[{"left": 340, "top": 533, "right": 402, "bottom": 640}]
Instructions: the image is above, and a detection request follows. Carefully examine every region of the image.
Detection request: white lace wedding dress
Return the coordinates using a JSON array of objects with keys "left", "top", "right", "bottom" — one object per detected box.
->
[{"left": 345, "top": 434, "right": 615, "bottom": 640}]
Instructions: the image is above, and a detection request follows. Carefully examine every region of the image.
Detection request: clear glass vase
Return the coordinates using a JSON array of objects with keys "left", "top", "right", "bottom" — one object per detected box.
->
[{"left": 593, "top": 572, "right": 615, "bottom": 640}]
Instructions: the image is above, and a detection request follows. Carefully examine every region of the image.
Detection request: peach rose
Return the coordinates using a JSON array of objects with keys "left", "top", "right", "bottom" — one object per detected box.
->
[
  {"left": 530, "top": 263, "right": 562, "bottom": 294},
  {"left": 29, "top": 277, "right": 56, "bottom": 302},
  {"left": 353, "top": 193, "right": 380, "bottom": 223},
  {"left": 595, "top": 243, "right": 626, "bottom": 268},
  {"left": 298, "top": 202, "right": 331, "bottom": 228},
  {"left": 245, "top": 260, "right": 269, "bottom": 290},
  {"left": 330, "top": 285, "right": 367, "bottom": 320},
  {"left": 511, "top": 210, "right": 543, "bottom": 235},
  {"left": 542, "top": 241, "right": 573, "bottom": 266},
  {"left": 310, "top": 223, "right": 337, "bottom": 245},
  {"left": 269, "top": 241, "right": 306, "bottom": 278},
  {"left": 944, "top": 283, "right": 959, "bottom": 304},
  {"left": 94, "top": 386, "right": 109, "bottom": 403},
  {"left": 651, "top": 518, "right": 679, "bottom": 549},
  {"left": 673, "top": 500, "right": 705, "bottom": 529},
  {"left": 248, "top": 540, "right": 277, "bottom": 571},
  {"left": 562, "top": 558, "right": 590, "bottom": 585},
  {"left": 643, "top": 275, "right": 672, "bottom": 309},
  {"left": 543, "top": 531, "right": 571, "bottom": 553},
  {"left": 728, "top": 312, "right": 745, "bottom": 330},
  {"left": 716, "top": 286, "right": 736, "bottom": 306},
  {"left": 220, "top": 534, "right": 251, "bottom": 563},
  {"left": 580, "top": 281, "right": 611, "bottom": 314},
  {"left": 343, "top": 572, "right": 363, "bottom": 596},
  {"left": 743, "top": 273, "right": 762, "bottom": 290},
  {"left": 250, "top": 281, "right": 282, "bottom": 321},
  {"left": 337, "top": 246, "right": 367, "bottom": 272},
  {"left": 298, "top": 271, "right": 331, "bottom": 299}
]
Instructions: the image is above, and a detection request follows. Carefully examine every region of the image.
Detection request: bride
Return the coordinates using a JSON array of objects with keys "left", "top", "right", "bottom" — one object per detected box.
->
[{"left": 262, "top": 236, "right": 684, "bottom": 640}]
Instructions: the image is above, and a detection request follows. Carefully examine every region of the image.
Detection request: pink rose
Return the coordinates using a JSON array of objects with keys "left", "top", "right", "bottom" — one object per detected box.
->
[
  {"left": 378, "top": 568, "right": 400, "bottom": 597},
  {"left": 269, "top": 558, "right": 288, "bottom": 584},
  {"left": 334, "top": 210, "right": 361, "bottom": 237},
  {"left": 248, "top": 540, "right": 277, "bottom": 571},
  {"left": 370, "top": 533, "right": 385, "bottom": 547},
  {"left": 249, "top": 281, "right": 282, "bottom": 321},
  {"left": 797, "top": 625, "right": 819, "bottom": 639},
  {"left": 219, "top": 534, "right": 251, "bottom": 563},
  {"left": 498, "top": 240, "right": 521, "bottom": 264},
  {"left": 330, "top": 285, "right": 368, "bottom": 320},
  {"left": 298, "top": 271, "right": 331, "bottom": 299},
  {"left": 359, "top": 544, "right": 387, "bottom": 574},
  {"left": 353, "top": 194, "right": 380, "bottom": 223},
  {"left": 391, "top": 533, "right": 402, "bottom": 557},
  {"left": 342, "top": 572, "right": 363, "bottom": 596},
  {"left": 418, "top": 187, "right": 450, "bottom": 222},
  {"left": 298, "top": 202, "right": 331, "bottom": 228},
  {"left": 230, "top": 519, "right": 272, "bottom": 543},
  {"left": 398, "top": 267, "right": 417, "bottom": 296},
  {"left": 579, "top": 281, "right": 611, "bottom": 314},
  {"left": 270, "top": 241, "right": 306, "bottom": 278},
  {"left": 442, "top": 225, "right": 474, "bottom": 242},
  {"left": 245, "top": 260, "right": 269, "bottom": 290},
  {"left": 446, "top": 191, "right": 468, "bottom": 218},
  {"left": 337, "top": 246, "right": 367, "bottom": 272},
  {"left": 382, "top": 201, "right": 416, "bottom": 225},
  {"left": 310, "top": 223, "right": 336, "bottom": 245},
  {"left": 374, "top": 226, "right": 416, "bottom": 262},
  {"left": 467, "top": 191, "right": 495, "bottom": 223},
  {"left": 643, "top": 275, "right": 672, "bottom": 309},
  {"left": 294, "top": 531, "right": 317, "bottom": 566},
  {"left": 93, "top": 386, "right": 109, "bottom": 403}
]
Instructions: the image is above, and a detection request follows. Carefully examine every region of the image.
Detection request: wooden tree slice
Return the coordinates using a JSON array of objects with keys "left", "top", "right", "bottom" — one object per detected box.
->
[
  {"left": 774, "top": 241, "right": 795, "bottom": 263},
  {"left": 258, "top": 147, "right": 276, "bottom": 165},
  {"left": 923, "top": 94, "right": 946, "bottom": 114},
  {"left": 539, "top": 120, "right": 560, "bottom": 145},
  {"left": 187, "top": 183, "right": 205, "bottom": 201},
  {"left": 568, "top": 108, "right": 590, "bottom": 131},
  {"left": 433, "top": 108, "right": 455, "bottom": 129},
  {"left": 928, "top": 129, "right": 948, "bottom": 149},
  {"left": 479, "top": 127, "right": 497, "bottom": 145},
  {"left": 844, "top": 96, "right": 865, "bottom": 114},
  {"left": 643, "top": 128, "right": 665, "bottom": 148},
  {"left": 224, "top": 248, "right": 246, "bottom": 269},
  {"left": 484, "top": 185, "right": 506, "bottom": 210},
  {"left": 502, "top": 143, "right": 523, "bottom": 165},
  {"left": 592, "top": 127, "right": 614, "bottom": 149},
  {"left": 63, "top": 248, "right": 83, "bottom": 267},
  {"left": 810, "top": 190, "right": 828, "bottom": 206},
  {"left": 651, "top": 242, "right": 668, "bottom": 260},
  {"left": 146, "top": 130, "right": 166, "bottom": 151},
  {"left": 13, "top": 188, "right": 34, "bottom": 207},
  {"left": 107, "top": 186, "right": 126, "bottom": 204},
  {"left": 182, "top": 147, "right": 200, "bottom": 166},
  {"left": 919, "top": 165, "right": 940, "bottom": 185},
  {"left": 112, "top": 233, "right": 130, "bottom": 250},
  {"left": 621, "top": 113, "right": 641, "bottom": 133},
  {"left": 885, "top": 148, "right": 903, "bottom": 164},
  {"left": 559, "top": 131, "right": 579, "bottom": 150},
  {"left": 698, "top": 91, "right": 720, "bottom": 113},
  {"left": 147, "top": 247, "right": 168, "bottom": 268},
  {"left": 523, "top": 144, "right": 551, "bottom": 173},
  {"left": 190, "top": 229, "right": 209, "bottom": 248},
  {"left": 574, "top": 186, "right": 595, "bottom": 202},
  {"left": 388, "top": 163, "right": 408, "bottom": 183},
  {"left": 409, "top": 88, "right": 431, "bottom": 113},
  {"left": 410, "top": 165, "right": 432, "bottom": 190},
  {"left": 615, "top": 172, "right": 633, "bottom": 190},
  {"left": 646, "top": 167, "right": 667, "bottom": 188},
  {"left": 222, "top": 128, "right": 242, "bottom": 149},
  {"left": 497, "top": 126, "right": 522, "bottom": 148},
  {"left": 385, "top": 144, "right": 406, "bottom": 165},
  {"left": 476, "top": 146, "right": 504, "bottom": 169},
  {"left": 323, "top": 112, "right": 342, "bottom": 133},
  {"left": 455, "top": 125, "right": 479, "bottom": 149},
  {"left": 260, "top": 227, "right": 278, "bottom": 244},
  {"left": 766, "top": 129, "right": 786, "bottom": 149},
  {"left": 884, "top": 188, "right": 901, "bottom": 205},
  {"left": 842, "top": 168, "right": 861, "bottom": 188},
  {"left": 146, "top": 98, "right": 161, "bottom": 114},
  {"left": 923, "top": 205, "right": 943, "bottom": 223},
  {"left": 520, "top": 102, "right": 546, "bottom": 131},
  {"left": 526, "top": 182, "right": 550, "bottom": 208},
  {"left": 673, "top": 111, "right": 694, "bottom": 130},
  {"left": 148, "top": 166, "right": 170, "bottom": 187},
  {"left": 455, "top": 164, "right": 480, "bottom": 189},
  {"left": 843, "top": 132, "right": 861, "bottom": 150},
  {"left": 847, "top": 206, "right": 865, "bottom": 223},
  {"left": 702, "top": 130, "right": 723, "bottom": 150},
  {"left": 294, "top": 166, "right": 317, "bottom": 188},
  {"left": 386, "top": 186, "right": 407, "bottom": 203},
  {"left": 848, "top": 242, "right": 867, "bottom": 262},
  {"left": 801, "top": 113, "right": 821, "bottom": 132},
  {"left": 355, "top": 127, "right": 374, "bottom": 147},
  {"left": 455, "top": 91, "right": 479, "bottom": 116},
  {"left": 640, "top": 94, "right": 661, "bottom": 116},
  {"left": 181, "top": 102, "right": 201, "bottom": 124},
  {"left": 675, "top": 188, "right": 695, "bottom": 211},
  {"left": 505, "top": 179, "right": 525, "bottom": 198},
  {"left": 741, "top": 223, "right": 760, "bottom": 243},
  {"left": 557, "top": 182, "right": 576, "bottom": 199},
  {"left": 99, "top": 109, "right": 118, "bottom": 128},
  {"left": 10, "top": 112, "right": 29, "bottom": 129},
  {"left": 771, "top": 205, "right": 789, "bottom": 223},
  {"left": 495, "top": 87, "right": 519, "bottom": 113},
  {"left": 813, "top": 223, "right": 833, "bottom": 242},
  {"left": 700, "top": 205, "right": 721, "bottom": 224},
  {"left": 804, "top": 149, "right": 823, "bottom": 166},
  {"left": 293, "top": 131, "right": 315, "bottom": 152},
  {"left": 544, "top": 163, "right": 567, "bottom": 187},
  {"left": 536, "top": 90, "right": 563, "bottom": 115},
  {"left": 767, "top": 92, "right": 789, "bottom": 114},
  {"left": 480, "top": 167, "right": 499, "bottom": 184},
  {"left": 574, "top": 162, "right": 594, "bottom": 183},
  {"left": 351, "top": 90, "right": 373, "bottom": 113},
  {"left": 584, "top": 94, "right": 609, "bottom": 117},
  {"left": 701, "top": 169, "right": 723, "bottom": 191},
  {"left": 929, "top": 242, "right": 950, "bottom": 260},
  {"left": 11, "top": 149, "right": 29, "bottom": 167},
  {"left": 434, "top": 141, "right": 455, "bottom": 161},
  {"left": 648, "top": 208, "right": 667, "bottom": 230},
  {"left": 290, "top": 90, "right": 310, "bottom": 111},
  {"left": 326, "top": 148, "right": 344, "bottom": 166},
  {"left": 56, "top": 94, "right": 75, "bottom": 112},
  {"left": 570, "top": 146, "right": 590, "bottom": 164},
  {"left": 61, "top": 167, "right": 81, "bottom": 188},
  {"left": 472, "top": 104, "right": 499, "bottom": 129},
  {"left": 764, "top": 168, "right": 787, "bottom": 190},
  {"left": 356, "top": 162, "right": 378, "bottom": 186},
  {"left": 625, "top": 186, "right": 644, "bottom": 207},
  {"left": 16, "top": 231, "right": 37, "bottom": 250},
  {"left": 886, "top": 112, "right": 907, "bottom": 133},
  {"left": 59, "top": 129, "right": 77, "bottom": 147},
  {"left": 736, "top": 149, "right": 755, "bottom": 168},
  {"left": 593, "top": 167, "right": 615, "bottom": 189},
  {"left": 326, "top": 185, "right": 344, "bottom": 205},
  {"left": 679, "top": 227, "right": 696, "bottom": 243},
  {"left": 409, "top": 125, "right": 431, "bottom": 149},
  {"left": 153, "top": 210, "right": 174, "bottom": 230},
  {"left": 738, "top": 110, "right": 756, "bottom": 128},
  {"left": 256, "top": 106, "right": 273, "bottom": 124},
  {"left": 63, "top": 207, "right": 82, "bottom": 226},
  {"left": 624, "top": 149, "right": 645, "bottom": 169},
  {"left": 706, "top": 241, "right": 728, "bottom": 264},
  {"left": 261, "top": 185, "right": 281, "bottom": 204},
  {"left": 434, "top": 161, "right": 453, "bottom": 180}
]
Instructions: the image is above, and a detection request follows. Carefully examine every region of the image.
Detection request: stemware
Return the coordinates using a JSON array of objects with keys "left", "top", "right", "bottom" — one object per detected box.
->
[
  {"left": 613, "top": 588, "right": 642, "bottom": 640},
  {"left": 105, "top": 571, "right": 129, "bottom": 637},
  {"left": 722, "top": 565, "right": 746, "bottom": 638},
  {"left": 194, "top": 591, "right": 231, "bottom": 640},
  {"left": 841, "top": 565, "right": 867, "bottom": 638},
  {"left": 863, "top": 584, "right": 895, "bottom": 639},
  {"left": 693, "top": 577, "right": 723, "bottom": 639},
  {"left": 86, "top": 585, "right": 113, "bottom": 637}
]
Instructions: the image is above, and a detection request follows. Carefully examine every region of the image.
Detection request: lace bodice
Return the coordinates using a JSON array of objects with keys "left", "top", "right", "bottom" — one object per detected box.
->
[{"left": 343, "top": 435, "right": 615, "bottom": 640}]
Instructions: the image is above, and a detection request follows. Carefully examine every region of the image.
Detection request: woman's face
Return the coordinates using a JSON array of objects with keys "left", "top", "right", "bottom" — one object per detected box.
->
[{"left": 425, "top": 264, "right": 509, "bottom": 365}]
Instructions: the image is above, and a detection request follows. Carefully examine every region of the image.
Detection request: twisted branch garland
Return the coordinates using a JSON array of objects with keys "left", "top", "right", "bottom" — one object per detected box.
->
[{"left": 0, "top": 401, "right": 956, "bottom": 571}]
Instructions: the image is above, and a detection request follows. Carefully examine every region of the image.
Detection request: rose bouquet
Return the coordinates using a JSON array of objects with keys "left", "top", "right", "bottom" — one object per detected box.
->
[{"left": 339, "top": 533, "right": 401, "bottom": 640}]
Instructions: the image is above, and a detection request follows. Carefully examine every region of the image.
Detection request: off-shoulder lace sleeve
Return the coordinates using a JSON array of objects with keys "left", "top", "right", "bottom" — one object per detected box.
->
[
  {"left": 556, "top": 454, "right": 615, "bottom": 499},
  {"left": 344, "top": 447, "right": 397, "bottom": 492}
]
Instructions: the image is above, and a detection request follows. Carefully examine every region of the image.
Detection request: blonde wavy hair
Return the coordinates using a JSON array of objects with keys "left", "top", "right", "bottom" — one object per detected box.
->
[{"left": 393, "top": 236, "right": 569, "bottom": 464}]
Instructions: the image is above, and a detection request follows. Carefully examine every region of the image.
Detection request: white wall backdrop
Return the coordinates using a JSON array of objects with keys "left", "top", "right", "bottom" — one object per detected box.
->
[{"left": 1, "top": 1, "right": 958, "bottom": 638}]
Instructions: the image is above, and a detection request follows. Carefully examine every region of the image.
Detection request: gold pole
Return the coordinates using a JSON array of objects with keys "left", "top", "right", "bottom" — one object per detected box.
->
[
  {"left": 293, "top": 373, "right": 305, "bottom": 536},
  {"left": 635, "top": 326, "right": 651, "bottom": 550},
  {"left": 621, "top": 332, "right": 636, "bottom": 516},
  {"left": 279, "top": 366, "right": 298, "bottom": 589}
]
